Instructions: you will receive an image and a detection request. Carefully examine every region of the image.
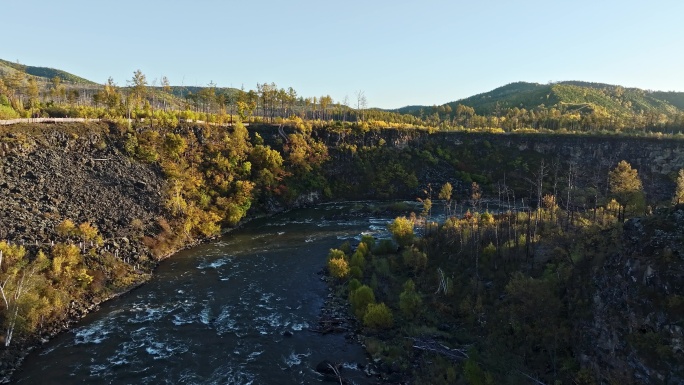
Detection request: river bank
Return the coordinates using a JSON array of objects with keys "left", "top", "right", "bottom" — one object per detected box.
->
[{"left": 11, "top": 203, "right": 403, "bottom": 384}]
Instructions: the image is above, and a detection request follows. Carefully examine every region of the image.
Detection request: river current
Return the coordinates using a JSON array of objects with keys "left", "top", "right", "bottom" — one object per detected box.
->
[{"left": 15, "top": 202, "right": 416, "bottom": 385}]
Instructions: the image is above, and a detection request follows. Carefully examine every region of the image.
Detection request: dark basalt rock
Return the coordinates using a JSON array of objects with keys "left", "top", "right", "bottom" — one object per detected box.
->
[{"left": 315, "top": 360, "right": 338, "bottom": 375}]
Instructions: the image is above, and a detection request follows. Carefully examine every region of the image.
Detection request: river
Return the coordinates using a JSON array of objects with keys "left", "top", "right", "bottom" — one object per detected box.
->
[{"left": 14, "top": 202, "right": 414, "bottom": 385}]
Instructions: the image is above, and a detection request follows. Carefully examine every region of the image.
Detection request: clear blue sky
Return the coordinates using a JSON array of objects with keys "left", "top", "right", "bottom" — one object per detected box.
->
[{"left": 4, "top": 0, "right": 683, "bottom": 109}]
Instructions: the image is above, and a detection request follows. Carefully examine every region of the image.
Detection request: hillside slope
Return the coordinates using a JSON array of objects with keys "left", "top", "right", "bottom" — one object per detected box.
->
[
  {"left": 397, "top": 81, "right": 684, "bottom": 120},
  {"left": 0, "top": 58, "right": 96, "bottom": 85}
]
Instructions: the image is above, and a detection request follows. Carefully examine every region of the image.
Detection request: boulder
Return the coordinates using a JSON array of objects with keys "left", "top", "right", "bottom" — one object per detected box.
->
[{"left": 315, "top": 360, "right": 338, "bottom": 375}]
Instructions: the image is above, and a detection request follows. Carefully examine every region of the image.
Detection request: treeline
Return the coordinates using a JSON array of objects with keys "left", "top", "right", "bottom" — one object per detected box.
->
[
  {"left": 325, "top": 161, "right": 684, "bottom": 384},
  {"left": 4, "top": 66, "right": 684, "bottom": 136},
  {"left": 0, "top": 68, "right": 425, "bottom": 129},
  {"left": 416, "top": 102, "right": 684, "bottom": 133}
]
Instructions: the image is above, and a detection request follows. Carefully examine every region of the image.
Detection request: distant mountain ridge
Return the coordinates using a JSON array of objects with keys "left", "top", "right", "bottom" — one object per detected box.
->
[{"left": 396, "top": 81, "right": 684, "bottom": 119}]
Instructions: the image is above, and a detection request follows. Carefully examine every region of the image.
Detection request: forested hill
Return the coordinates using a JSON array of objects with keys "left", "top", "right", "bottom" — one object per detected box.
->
[
  {"left": 396, "top": 81, "right": 684, "bottom": 121},
  {"left": 0, "top": 58, "right": 96, "bottom": 85}
]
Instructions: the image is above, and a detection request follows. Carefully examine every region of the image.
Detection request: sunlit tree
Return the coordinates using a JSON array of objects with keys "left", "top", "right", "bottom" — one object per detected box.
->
[{"left": 608, "top": 160, "right": 644, "bottom": 220}]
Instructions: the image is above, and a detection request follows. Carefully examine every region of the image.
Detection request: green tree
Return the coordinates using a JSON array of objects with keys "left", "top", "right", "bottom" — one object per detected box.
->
[
  {"left": 350, "top": 285, "right": 375, "bottom": 318},
  {"left": 103, "top": 77, "right": 121, "bottom": 109},
  {"left": 481, "top": 242, "right": 496, "bottom": 267},
  {"left": 3, "top": 69, "right": 26, "bottom": 110},
  {"left": 363, "top": 303, "right": 393, "bottom": 329},
  {"left": 463, "top": 359, "right": 494, "bottom": 385},
  {"left": 351, "top": 247, "right": 366, "bottom": 263},
  {"left": 360, "top": 235, "right": 375, "bottom": 251},
  {"left": 0, "top": 79, "right": 9, "bottom": 103},
  {"left": 163, "top": 133, "right": 188, "bottom": 160},
  {"left": 348, "top": 278, "right": 361, "bottom": 292},
  {"left": 67, "top": 89, "right": 79, "bottom": 106},
  {"left": 26, "top": 77, "right": 39, "bottom": 113},
  {"left": 504, "top": 272, "right": 566, "bottom": 378},
  {"left": 439, "top": 182, "right": 453, "bottom": 215},
  {"left": 399, "top": 279, "right": 422, "bottom": 319},
  {"left": 608, "top": 160, "right": 645, "bottom": 220},
  {"left": 50, "top": 76, "right": 64, "bottom": 103},
  {"left": 129, "top": 69, "right": 148, "bottom": 109}
]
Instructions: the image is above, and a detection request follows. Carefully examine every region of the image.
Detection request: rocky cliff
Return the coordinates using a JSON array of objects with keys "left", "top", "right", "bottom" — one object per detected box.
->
[
  {"left": 585, "top": 209, "right": 684, "bottom": 384},
  {"left": 312, "top": 128, "right": 684, "bottom": 202}
]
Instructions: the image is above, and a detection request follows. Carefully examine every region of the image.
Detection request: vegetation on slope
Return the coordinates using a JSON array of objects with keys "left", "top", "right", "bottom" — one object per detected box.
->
[
  {"left": 0, "top": 58, "right": 96, "bottom": 85},
  {"left": 397, "top": 81, "right": 684, "bottom": 133},
  {"left": 326, "top": 162, "right": 684, "bottom": 384},
  {"left": 0, "top": 62, "right": 421, "bottom": 127}
]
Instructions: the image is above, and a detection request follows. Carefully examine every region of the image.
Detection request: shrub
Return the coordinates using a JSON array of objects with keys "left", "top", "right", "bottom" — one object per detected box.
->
[
  {"left": 388, "top": 216, "right": 414, "bottom": 247},
  {"left": 0, "top": 104, "right": 19, "bottom": 119},
  {"left": 349, "top": 265, "right": 363, "bottom": 279},
  {"left": 402, "top": 247, "right": 427, "bottom": 273},
  {"left": 328, "top": 256, "right": 350, "bottom": 280},
  {"left": 56, "top": 219, "right": 76, "bottom": 237},
  {"left": 363, "top": 303, "right": 394, "bottom": 329},
  {"left": 348, "top": 278, "right": 362, "bottom": 292},
  {"left": 360, "top": 235, "right": 375, "bottom": 251},
  {"left": 373, "top": 239, "right": 396, "bottom": 255}
]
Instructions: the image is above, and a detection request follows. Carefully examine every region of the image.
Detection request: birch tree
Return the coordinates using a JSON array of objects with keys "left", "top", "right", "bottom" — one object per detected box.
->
[{"left": 0, "top": 243, "right": 48, "bottom": 346}]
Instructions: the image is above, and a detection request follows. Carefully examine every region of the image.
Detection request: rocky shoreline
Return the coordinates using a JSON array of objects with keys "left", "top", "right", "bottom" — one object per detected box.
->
[{"left": 315, "top": 272, "right": 410, "bottom": 385}]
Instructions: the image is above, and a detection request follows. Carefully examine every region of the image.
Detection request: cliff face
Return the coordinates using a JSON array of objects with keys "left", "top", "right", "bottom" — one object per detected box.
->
[
  {"left": 315, "top": 128, "right": 684, "bottom": 202},
  {"left": 586, "top": 210, "right": 684, "bottom": 384}
]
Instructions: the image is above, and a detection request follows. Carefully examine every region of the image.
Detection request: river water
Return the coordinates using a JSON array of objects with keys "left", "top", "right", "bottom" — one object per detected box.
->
[{"left": 15, "top": 202, "right": 411, "bottom": 385}]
